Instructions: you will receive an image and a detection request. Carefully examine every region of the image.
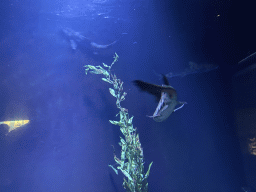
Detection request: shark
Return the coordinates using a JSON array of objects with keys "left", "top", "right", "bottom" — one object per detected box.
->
[
  {"left": 133, "top": 75, "right": 186, "bottom": 122},
  {"left": 154, "top": 62, "right": 219, "bottom": 79},
  {"left": 61, "top": 27, "right": 117, "bottom": 55},
  {"left": 234, "top": 52, "right": 256, "bottom": 77}
]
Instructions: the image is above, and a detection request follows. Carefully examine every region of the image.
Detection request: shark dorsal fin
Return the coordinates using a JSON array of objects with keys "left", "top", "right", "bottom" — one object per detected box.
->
[{"left": 162, "top": 74, "right": 170, "bottom": 85}]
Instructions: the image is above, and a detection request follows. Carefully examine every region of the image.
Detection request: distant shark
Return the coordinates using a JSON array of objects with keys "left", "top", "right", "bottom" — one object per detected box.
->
[
  {"left": 61, "top": 27, "right": 117, "bottom": 56},
  {"left": 155, "top": 62, "right": 219, "bottom": 79},
  {"left": 133, "top": 75, "right": 186, "bottom": 122},
  {"left": 234, "top": 52, "right": 256, "bottom": 77}
]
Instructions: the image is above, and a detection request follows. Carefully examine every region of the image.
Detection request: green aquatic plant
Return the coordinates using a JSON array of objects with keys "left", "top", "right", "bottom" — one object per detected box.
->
[{"left": 84, "top": 53, "right": 153, "bottom": 192}]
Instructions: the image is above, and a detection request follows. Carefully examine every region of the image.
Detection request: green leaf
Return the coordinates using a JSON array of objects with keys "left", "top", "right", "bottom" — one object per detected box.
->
[
  {"left": 120, "top": 137, "right": 126, "bottom": 145},
  {"left": 84, "top": 65, "right": 96, "bottom": 69},
  {"left": 85, "top": 69, "right": 89, "bottom": 75},
  {"left": 109, "top": 120, "right": 124, "bottom": 126},
  {"left": 117, "top": 159, "right": 125, "bottom": 168},
  {"left": 108, "top": 165, "right": 118, "bottom": 175},
  {"left": 102, "top": 70, "right": 109, "bottom": 77},
  {"left": 102, "top": 63, "right": 109, "bottom": 68},
  {"left": 128, "top": 116, "right": 134, "bottom": 125},
  {"left": 120, "top": 96, "right": 125, "bottom": 101},
  {"left": 86, "top": 65, "right": 97, "bottom": 70},
  {"left": 115, "top": 112, "right": 120, "bottom": 117},
  {"left": 119, "top": 169, "right": 133, "bottom": 181},
  {"left": 114, "top": 156, "right": 122, "bottom": 165},
  {"left": 120, "top": 151, "right": 126, "bottom": 162},
  {"left": 90, "top": 70, "right": 102, "bottom": 75},
  {"left": 120, "top": 92, "right": 127, "bottom": 101},
  {"left": 109, "top": 88, "right": 116, "bottom": 97},
  {"left": 109, "top": 120, "right": 119, "bottom": 125},
  {"left": 113, "top": 84, "right": 118, "bottom": 90},
  {"left": 144, "top": 162, "right": 153, "bottom": 179},
  {"left": 102, "top": 78, "right": 112, "bottom": 84}
]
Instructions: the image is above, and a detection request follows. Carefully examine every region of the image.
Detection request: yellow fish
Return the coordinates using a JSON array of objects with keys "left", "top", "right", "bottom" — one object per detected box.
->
[{"left": 0, "top": 120, "right": 29, "bottom": 134}]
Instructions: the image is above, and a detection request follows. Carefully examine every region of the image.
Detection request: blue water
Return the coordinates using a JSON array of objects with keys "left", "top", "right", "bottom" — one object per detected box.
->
[{"left": 0, "top": 0, "right": 255, "bottom": 191}]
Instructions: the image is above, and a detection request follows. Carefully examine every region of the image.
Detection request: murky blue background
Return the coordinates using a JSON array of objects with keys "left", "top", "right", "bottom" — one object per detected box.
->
[{"left": 0, "top": 0, "right": 255, "bottom": 191}]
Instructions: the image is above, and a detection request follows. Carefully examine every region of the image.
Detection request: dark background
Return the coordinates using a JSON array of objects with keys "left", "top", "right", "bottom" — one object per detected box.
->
[{"left": 0, "top": 0, "right": 255, "bottom": 191}]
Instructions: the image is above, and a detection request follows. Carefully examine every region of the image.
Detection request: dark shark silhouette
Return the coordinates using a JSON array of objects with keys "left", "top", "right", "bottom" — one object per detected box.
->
[{"left": 133, "top": 75, "right": 186, "bottom": 122}]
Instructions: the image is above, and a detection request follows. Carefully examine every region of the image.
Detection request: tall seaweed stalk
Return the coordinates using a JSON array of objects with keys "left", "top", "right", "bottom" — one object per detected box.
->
[{"left": 84, "top": 53, "right": 153, "bottom": 192}]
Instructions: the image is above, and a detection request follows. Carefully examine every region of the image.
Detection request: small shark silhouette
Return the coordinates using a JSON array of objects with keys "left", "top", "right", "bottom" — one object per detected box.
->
[{"left": 133, "top": 75, "right": 186, "bottom": 122}]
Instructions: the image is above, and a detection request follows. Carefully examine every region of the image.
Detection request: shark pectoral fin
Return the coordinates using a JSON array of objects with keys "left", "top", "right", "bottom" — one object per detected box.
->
[
  {"left": 173, "top": 101, "right": 187, "bottom": 112},
  {"left": 147, "top": 104, "right": 169, "bottom": 118},
  {"left": 161, "top": 104, "right": 169, "bottom": 111}
]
